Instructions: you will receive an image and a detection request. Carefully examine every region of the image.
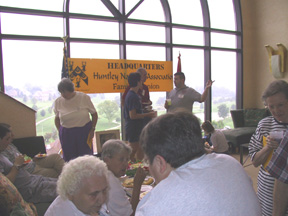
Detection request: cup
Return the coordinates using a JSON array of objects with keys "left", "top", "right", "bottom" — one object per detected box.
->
[
  {"left": 269, "top": 131, "right": 284, "bottom": 143},
  {"left": 166, "top": 99, "right": 171, "bottom": 106}
]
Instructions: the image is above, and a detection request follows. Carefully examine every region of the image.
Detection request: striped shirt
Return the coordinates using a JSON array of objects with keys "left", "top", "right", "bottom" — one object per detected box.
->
[{"left": 249, "top": 116, "right": 288, "bottom": 216}]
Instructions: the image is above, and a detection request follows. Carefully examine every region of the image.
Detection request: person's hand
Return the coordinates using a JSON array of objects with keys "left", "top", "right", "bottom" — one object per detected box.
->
[
  {"left": 145, "top": 100, "right": 152, "bottom": 106},
  {"left": 206, "top": 80, "right": 215, "bottom": 88},
  {"left": 204, "top": 142, "right": 210, "bottom": 148},
  {"left": 14, "top": 155, "right": 24, "bottom": 166},
  {"left": 147, "top": 111, "right": 157, "bottom": 118},
  {"left": 164, "top": 100, "right": 168, "bottom": 109},
  {"left": 267, "top": 136, "right": 279, "bottom": 150},
  {"left": 133, "top": 167, "right": 146, "bottom": 189},
  {"left": 88, "top": 128, "right": 95, "bottom": 139}
]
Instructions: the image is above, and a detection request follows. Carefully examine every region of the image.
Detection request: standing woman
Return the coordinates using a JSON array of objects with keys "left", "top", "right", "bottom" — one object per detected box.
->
[
  {"left": 54, "top": 78, "right": 98, "bottom": 162},
  {"left": 249, "top": 80, "right": 288, "bottom": 216}
]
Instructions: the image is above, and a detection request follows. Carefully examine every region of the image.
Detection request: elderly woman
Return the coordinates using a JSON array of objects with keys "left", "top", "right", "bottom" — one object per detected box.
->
[
  {"left": 201, "top": 120, "right": 229, "bottom": 154},
  {"left": 54, "top": 78, "right": 98, "bottom": 161},
  {"left": 249, "top": 80, "right": 288, "bottom": 215},
  {"left": 45, "top": 155, "right": 108, "bottom": 216},
  {"left": 100, "top": 139, "right": 146, "bottom": 216}
]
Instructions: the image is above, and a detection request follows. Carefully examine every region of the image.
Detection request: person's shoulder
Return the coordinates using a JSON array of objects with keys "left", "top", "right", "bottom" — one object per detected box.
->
[
  {"left": 45, "top": 196, "right": 75, "bottom": 216},
  {"left": 54, "top": 96, "right": 63, "bottom": 103},
  {"left": 214, "top": 129, "right": 225, "bottom": 135},
  {"left": 186, "top": 87, "right": 199, "bottom": 92},
  {"left": 77, "top": 92, "right": 92, "bottom": 100},
  {"left": 136, "top": 188, "right": 159, "bottom": 214},
  {"left": 127, "top": 90, "right": 138, "bottom": 97},
  {"left": 259, "top": 115, "right": 273, "bottom": 122},
  {"left": 75, "top": 91, "right": 86, "bottom": 97},
  {"left": 142, "top": 84, "right": 149, "bottom": 89},
  {"left": 206, "top": 153, "right": 237, "bottom": 164},
  {"left": 169, "top": 88, "right": 177, "bottom": 93},
  {"left": 124, "top": 85, "right": 131, "bottom": 91},
  {"left": 257, "top": 115, "right": 276, "bottom": 127},
  {"left": 107, "top": 170, "right": 119, "bottom": 183}
]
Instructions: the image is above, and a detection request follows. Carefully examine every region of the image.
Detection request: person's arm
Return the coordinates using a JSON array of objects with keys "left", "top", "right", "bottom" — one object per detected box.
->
[
  {"left": 252, "top": 137, "right": 278, "bottom": 167},
  {"left": 272, "top": 179, "right": 288, "bottom": 216},
  {"left": 88, "top": 112, "right": 98, "bottom": 141},
  {"left": 200, "top": 80, "right": 214, "bottom": 102},
  {"left": 5, "top": 155, "right": 24, "bottom": 183},
  {"left": 209, "top": 133, "right": 218, "bottom": 152},
  {"left": 91, "top": 112, "right": 98, "bottom": 130},
  {"left": 54, "top": 116, "right": 61, "bottom": 131},
  {"left": 130, "top": 167, "right": 146, "bottom": 216},
  {"left": 129, "top": 109, "right": 156, "bottom": 120}
]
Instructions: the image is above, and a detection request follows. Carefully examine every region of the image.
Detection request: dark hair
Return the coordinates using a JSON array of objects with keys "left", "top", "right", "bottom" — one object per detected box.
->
[
  {"left": 58, "top": 78, "right": 75, "bottom": 93},
  {"left": 201, "top": 121, "right": 215, "bottom": 133},
  {"left": 0, "top": 123, "right": 10, "bottom": 129},
  {"left": 140, "top": 111, "right": 205, "bottom": 168},
  {"left": 0, "top": 125, "right": 10, "bottom": 139},
  {"left": 174, "top": 72, "right": 185, "bottom": 80},
  {"left": 262, "top": 80, "right": 288, "bottom": 102},
  {"left": 128, "top": 72, "right": 141, "bottom": 87}
]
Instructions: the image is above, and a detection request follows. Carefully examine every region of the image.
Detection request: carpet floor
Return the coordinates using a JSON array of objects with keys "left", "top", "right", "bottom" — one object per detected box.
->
[{"left": 230, "top": 149, "right": 259, "bottom": 192}]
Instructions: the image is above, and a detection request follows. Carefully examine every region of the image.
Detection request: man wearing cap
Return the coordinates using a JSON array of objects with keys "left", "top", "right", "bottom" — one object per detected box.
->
[{"left": 165, "top": 71, "right": 214, "bottom": 113}]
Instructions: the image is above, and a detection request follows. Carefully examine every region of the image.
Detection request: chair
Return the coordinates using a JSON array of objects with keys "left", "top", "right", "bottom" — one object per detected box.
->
[
  {"left": 223, "top": 108, "right": 271, "bottom": 152},
  {"left": 13, "top": 136, "right": 46, "bottom": 158}
]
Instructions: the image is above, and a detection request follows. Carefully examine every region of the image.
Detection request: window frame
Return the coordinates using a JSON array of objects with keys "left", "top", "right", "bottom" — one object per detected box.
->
[{"left": 0, "top": 0, "right": 243, "bottom": 136}]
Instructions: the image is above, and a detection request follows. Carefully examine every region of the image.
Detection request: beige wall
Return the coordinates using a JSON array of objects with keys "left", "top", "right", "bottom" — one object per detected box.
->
[
  {"left": 242, "top": 0, "right": 288, "bottom": 108},
  {"left": 0, "top": 92, "right": 36, "bottom": 138}
]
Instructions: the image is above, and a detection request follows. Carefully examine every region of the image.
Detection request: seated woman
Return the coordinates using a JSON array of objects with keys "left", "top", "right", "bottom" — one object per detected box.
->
[
  {"left": 100, "top": 139, "right": 146, "bottom": 216},
  {"left": 201, "top": 121, "right": 229, "bottom": 154},
  {"left": 0, "top": 125, "right": 57, "bottom": 204},
  {"left": 0, "top": 123, "right": 64, "bottom": 178}
]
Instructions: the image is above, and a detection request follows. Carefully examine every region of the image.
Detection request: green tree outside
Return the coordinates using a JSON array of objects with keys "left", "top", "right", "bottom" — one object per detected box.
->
[
  {"left": 97, "top": 100, "right": 119, "bottom": 122},
  {"left": 217, "top": 104, "right": 229, "bottom": 118}
]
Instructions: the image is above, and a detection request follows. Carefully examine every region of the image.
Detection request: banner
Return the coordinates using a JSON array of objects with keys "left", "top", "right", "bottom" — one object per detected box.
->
[{"left": 67, "top": 58, "right": 173, "bottom": 93}]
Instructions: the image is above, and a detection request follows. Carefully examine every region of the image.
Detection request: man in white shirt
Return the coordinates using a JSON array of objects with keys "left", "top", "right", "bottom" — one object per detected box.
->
[
  {"left": 136, "top": 111, "right": 261, "bottom": 216},
  {"left": 45, "top": 155, "right": 109, "bottom": 216}
]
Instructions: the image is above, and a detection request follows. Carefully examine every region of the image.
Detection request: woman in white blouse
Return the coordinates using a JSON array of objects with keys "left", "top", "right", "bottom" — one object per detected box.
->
[{"left": 54, "top": 78, "right": 98, "bottom": 162}]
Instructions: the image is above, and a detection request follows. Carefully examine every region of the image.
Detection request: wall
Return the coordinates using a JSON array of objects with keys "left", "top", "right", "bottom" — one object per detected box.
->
[
  {"left": 241, "top": 0, "right": 288, "bottom": 108},
  {"left": 0, "top": 92, "right": 36, "bottom": 138}
]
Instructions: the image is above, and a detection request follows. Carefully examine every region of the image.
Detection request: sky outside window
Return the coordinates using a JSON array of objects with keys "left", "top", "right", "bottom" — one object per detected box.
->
[{"left": 1, "top": 0, "right": 240, "bottom": 139}]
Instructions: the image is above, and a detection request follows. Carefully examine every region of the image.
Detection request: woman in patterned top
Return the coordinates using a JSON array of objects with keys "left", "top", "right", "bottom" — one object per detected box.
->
[{"left": 249, "top": 80, "right": 288, "bottom": 216}]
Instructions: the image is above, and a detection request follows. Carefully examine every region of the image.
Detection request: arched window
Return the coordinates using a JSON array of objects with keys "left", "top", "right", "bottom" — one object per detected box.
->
[{"left": 0, "top": 0, "right": 242, "bottom": 150}]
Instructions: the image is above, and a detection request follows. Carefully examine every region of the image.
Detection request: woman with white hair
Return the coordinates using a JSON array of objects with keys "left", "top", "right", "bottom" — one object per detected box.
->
[
  {"left": 45, "top": 155, "right": 109, "bottom": 216},
  {"left": 100, "top": 139, "right": 146, "bottom": 216}
]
